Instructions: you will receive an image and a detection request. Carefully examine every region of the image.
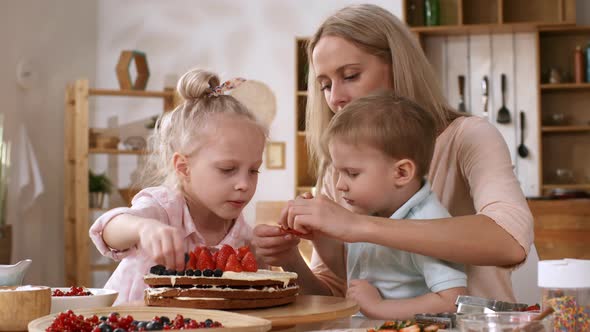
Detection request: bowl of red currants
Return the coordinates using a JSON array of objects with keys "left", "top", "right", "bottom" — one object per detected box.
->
[{"left": 51, "top": 286, "right": 118, "bottom": 313}]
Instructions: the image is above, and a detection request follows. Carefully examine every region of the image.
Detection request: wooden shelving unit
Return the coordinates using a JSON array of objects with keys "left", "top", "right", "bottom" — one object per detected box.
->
[
  {"left": 294, "top": 38, "right": 316, "bottom": 197},
  {"left": 404, "top": 0, "right": 576, "bottom": 41},
  {"left": 537, "top": 26, "right": 590, "bottom": 195},
  {"left": 64, "top": 79, "right": 177, "bottom": 287}
]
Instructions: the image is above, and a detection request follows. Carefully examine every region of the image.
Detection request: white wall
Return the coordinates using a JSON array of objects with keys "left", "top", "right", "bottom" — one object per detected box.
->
[{"left": 0, "top": 0, "right": 98, "bottom": 286}]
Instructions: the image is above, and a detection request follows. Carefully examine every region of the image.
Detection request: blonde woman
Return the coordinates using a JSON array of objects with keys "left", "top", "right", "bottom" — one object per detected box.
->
[{"left": 253, "top": 4, "right": 533, "bottom": 303}]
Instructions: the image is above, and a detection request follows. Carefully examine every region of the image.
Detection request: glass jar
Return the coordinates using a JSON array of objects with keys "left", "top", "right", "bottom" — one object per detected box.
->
[
  {"left": 424, "top": 0, "right": 440, "bottom": 26},
  {"left": 538, "top": 259, "right": 590, "bottom": 332}
]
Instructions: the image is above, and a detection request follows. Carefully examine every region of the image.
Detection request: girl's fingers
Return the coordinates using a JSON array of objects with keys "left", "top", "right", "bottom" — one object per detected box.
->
[
  {"left": 254, "top": 233, "right": 299, "bottom": 250},
  {"left": 172, "top": 235, "right": 186, "bottom": 271},
  {"left": 253, "top": 224, "right": 283, "bottom": 237},
  {"left": 286, "top": 205, "right": 313, "bottom": 229}
]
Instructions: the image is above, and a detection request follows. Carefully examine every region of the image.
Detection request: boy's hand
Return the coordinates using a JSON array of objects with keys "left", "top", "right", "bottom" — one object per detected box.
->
[
  {"left": 138, "top": 220, "right": 186, "bottom": 271},
  {"left": 347, "top": 279, "right": 383, "bottom": 316},
  {"left": 286, "top": 195, "right": 361, "bottom": 242},
  {"left": 252, "top": 224, "right": 301, "bottom": 267}
]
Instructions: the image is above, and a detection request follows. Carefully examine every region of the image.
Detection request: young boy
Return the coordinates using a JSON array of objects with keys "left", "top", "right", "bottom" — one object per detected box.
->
[{"left": 319, "top": 91, "right": 467, "bottom": 319}]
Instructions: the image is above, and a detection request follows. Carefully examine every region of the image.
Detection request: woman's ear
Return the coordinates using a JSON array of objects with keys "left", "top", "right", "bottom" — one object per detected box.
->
[
  {"left": 173, "top": 152, "right": 190, "bottom": 180},
  {"left": 392, "top": 158, "right": 416, "bottom": 187}
]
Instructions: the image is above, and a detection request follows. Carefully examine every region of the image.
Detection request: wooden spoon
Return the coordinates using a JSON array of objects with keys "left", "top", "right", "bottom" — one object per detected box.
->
[{"left": 514, "top": 307, "right": 554, "bottom": 332}]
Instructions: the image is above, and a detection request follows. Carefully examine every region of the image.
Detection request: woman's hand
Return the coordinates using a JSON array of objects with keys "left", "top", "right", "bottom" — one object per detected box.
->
[
  {"left": 137, "top": 219, "right": 187, "bottom": 271},
  {"left": 285, "top": 195, "right": 362, "bottom": 243},
  {"left": 251, "top": 224, "right": 302, "bottom": 267},
  {"left": 347, "top": 279, "right": 383, "bottom": 316}
]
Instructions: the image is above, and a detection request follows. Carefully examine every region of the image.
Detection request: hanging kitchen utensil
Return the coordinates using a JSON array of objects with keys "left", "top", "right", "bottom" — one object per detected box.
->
[
  {"left": 518, "top": 111, "right": 529, "bottom": 158},
  {"left": 482, "top": 76, "right": 489, "bottom": 120},
  {"left": 458, "top": 75, "right": 467, "bottom": 113},
  {"left": 497, "top": 74, "right": 511, "bottom": 124}
]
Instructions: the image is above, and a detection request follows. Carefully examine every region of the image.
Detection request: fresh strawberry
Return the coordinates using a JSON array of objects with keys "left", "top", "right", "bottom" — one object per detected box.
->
[
  {"left": 241, "top": 251, "right": 258, "bottom": 272},
  {"left": 193, "top": 246, "right": 207, "bottom": 259},
  {"left": 237, "top": 246, "right": 250, "bottom": 261},
  {"left": 216, "top": 245, "right": 236, "bottom": 271},
  {"left": 197, "top": 248, "right": 215, "bottom": 271},
  {"left": 212, "top": 251, "right": 218, "bottom": 264},
  {"left": 224, "top": 254, "right": 243, "bottom": 272},
  {"left": 186, "top": 252, "right": 198, "bottom": 270}
]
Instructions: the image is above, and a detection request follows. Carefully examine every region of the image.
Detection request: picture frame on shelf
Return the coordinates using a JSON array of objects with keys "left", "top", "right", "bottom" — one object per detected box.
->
[{"left": 266, "top": 142, "right": 286, "bottom": 170}]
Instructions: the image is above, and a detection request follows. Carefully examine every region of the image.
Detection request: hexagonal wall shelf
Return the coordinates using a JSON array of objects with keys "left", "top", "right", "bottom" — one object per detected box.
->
[{"left": 116, "top": 50, "right": 150, "bottom": 90}]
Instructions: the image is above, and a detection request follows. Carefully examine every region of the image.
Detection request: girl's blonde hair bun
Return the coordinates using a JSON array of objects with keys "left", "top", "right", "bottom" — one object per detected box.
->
[{"left": 177, "top": 69, "right": 220, "bottom": 101}]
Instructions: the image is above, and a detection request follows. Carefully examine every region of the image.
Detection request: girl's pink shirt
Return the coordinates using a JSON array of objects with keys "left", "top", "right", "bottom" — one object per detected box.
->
[
  {"left": 311, "top": 116, "right": 534, "bottom": 302},
  {"left": 89, "top": 186, "right": 253, "bottom": 305}
]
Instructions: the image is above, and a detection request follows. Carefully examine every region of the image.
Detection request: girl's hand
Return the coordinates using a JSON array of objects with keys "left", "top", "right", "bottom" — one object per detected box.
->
[
  {"left": 277, "top": 192, "right": 313, "bottom": 233},
  {"left": 137, "top": 219, "right": 186, "bottom": 271},
  {"left": 347, "top": 279, "right": 383, "bottom": 316},
  {"left": 252, "top": 224, "right": 301, "bottom": 267},
  {"left": 286, "top": 195, "right": 361, "bottom": 242}
]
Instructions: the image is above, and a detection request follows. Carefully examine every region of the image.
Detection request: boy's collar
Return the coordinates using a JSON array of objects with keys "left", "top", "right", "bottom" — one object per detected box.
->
[{"left": 388, "top": 178, "right": 431, "bottom": 220}]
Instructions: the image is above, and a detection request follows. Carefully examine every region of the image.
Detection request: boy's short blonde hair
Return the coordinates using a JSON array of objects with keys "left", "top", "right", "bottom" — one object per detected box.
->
[{"left": 322, "top": 91, "right": 437, "bottom": 178}]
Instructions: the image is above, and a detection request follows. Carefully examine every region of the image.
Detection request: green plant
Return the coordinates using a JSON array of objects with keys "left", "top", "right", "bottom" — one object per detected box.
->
[{"left": 89, "top": 170, "right": 113, "bottom": 193}]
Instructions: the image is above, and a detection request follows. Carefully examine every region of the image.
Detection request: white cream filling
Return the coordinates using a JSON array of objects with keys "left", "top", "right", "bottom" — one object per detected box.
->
[
  {"left": 146, "top": 284, "right": 299, "bottom": 295},
  {"left": 145, "top": 269, "right": 298, "bottom": 287}
]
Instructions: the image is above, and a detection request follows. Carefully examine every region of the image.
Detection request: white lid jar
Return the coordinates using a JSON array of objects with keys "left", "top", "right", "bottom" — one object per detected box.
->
[{"left": 538, "top": 259, "right": 590, "bottom": 332}]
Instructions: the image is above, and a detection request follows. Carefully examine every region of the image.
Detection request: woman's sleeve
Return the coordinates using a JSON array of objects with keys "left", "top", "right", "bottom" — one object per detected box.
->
[
  {"left": 459, "top": 119, "right": 534, "bottom": 261},
  {"left": 309, "top": 166, "right": 347, "bottom": 297},
  {"left": 89, "top": 189, "right": 170, "bottom": 261}
]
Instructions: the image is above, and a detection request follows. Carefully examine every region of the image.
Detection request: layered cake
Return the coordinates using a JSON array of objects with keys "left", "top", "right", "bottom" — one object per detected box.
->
[{"left": 144, "top": 245, "right": 299, "bottom": 309}]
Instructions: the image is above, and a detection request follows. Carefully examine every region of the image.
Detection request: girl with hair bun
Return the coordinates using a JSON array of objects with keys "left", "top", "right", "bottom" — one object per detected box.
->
[{"left": 90, "top": 68, "right": 268, "bottom": 304}]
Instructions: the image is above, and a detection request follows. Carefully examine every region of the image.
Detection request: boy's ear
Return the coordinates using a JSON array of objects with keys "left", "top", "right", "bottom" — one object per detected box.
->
[
  {"left": 392, "top": 158, "right": 416, "bottom": 187},
  {"left": 173, "top": 152, "right": 190, "bottom": 180}
]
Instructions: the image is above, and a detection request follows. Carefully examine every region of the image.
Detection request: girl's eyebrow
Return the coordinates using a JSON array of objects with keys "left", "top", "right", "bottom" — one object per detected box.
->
[{"left": 316, "top": 63, "right": 362, "bottom": 82}]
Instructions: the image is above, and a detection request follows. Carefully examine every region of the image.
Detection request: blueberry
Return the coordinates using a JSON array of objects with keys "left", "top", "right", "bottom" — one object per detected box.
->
[
  {"left": 160, "top": 316, "right": 170, "bottom": 324},
  {"left": 203, "top": 269, "right": 213, "bottom": 277},
  {"left": 99, "top": 315, "right": 108, "bottom": 321},
  {"left": 149, "top": 264, "right": 165, "bottom": 275},
  {"left": 184, "top": 318, "right": 191, "bottom": 323},
  {"left": 176, "top": 270, "right": 185, "bottom": 276},
  {"left": 131, "top": 320, "right": 139, "bottom": 326},
  {"left": 194, "top": 269, "right": 202, "bottom": 276},
  {"left": 146, "top": 321, "right": 163, "bottom": 330},
  {"left": 213, "top": 269, "right": 223, "bottom": 277},
  {"left": 98, "top": 323, "right": 113, "bottom": 332},
  {"left": 165, "top": 269, "right": 175, "bottom": 275},
  {"left": 205, "top": 319, "right": 213, "bottom": 327},
  {"left": 185, "top": 269, "right": 194, "bottom": 276},
  {"left": 137, "top": 321, "right": 148, "bottom": 329},
  {"left": 113, "top": 329, "right": 125, "bottom": 332}
]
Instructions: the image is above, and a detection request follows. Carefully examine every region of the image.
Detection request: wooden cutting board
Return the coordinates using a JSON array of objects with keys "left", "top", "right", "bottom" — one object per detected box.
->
[
  {"left": 236, "top": 295, "right": 359, "bottom": 327},
  {"left": 28, "top": 306, "right": 272, "bottom": 332}
]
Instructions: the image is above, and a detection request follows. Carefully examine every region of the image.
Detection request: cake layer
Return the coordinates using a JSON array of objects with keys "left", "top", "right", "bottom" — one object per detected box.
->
[
  {"left": 145, "top": 294, "right": 297, "bottom": 309},
  {"left": 144, "top": 269, "right": 298, "bottom": 287},
  {"left": 145, "top": 285, "right": 299, "bottom": 300}
]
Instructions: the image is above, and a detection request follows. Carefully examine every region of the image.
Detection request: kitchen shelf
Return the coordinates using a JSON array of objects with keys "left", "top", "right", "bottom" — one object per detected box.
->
[
  {"left": 88, "top": 88, "right": 174, "bottom": 98},
  {"left": 541, "top": 83, "right": 590, "bottom": 91},
  {"left": 64, "top": 79, "right": 176, "bottom": 287},
  {"left": 542, "top": 184, "right": 590, "bottom": 190},
  {"left": 89, "top": 148, "right": 147, "bottom": 155},
  {"left": 541, "top": 126, "right": 590, "bottom": 133}
]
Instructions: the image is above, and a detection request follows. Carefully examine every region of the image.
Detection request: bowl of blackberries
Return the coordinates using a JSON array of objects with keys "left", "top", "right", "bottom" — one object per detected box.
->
[{"left": 51, "top": 286, "right": 118, "bottom": 313}]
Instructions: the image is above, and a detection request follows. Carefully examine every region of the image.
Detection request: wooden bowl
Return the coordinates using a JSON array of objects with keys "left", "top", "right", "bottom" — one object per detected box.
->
[
  {"left": 0, "top": 285, "right": 51, "bottom": 331},
  {"left": 95, "top": 136, "right": 120, "bottom": 149},
  {"left": 29, "top": 306, "right": 271, "bottom": 331}
]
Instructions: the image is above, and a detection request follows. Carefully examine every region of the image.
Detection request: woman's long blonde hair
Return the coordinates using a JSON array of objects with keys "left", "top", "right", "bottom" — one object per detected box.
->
[
  {"left": 305, "top": 4, "right": 462, "bottom": 190},
  {"left": 136, "top": 68, "right": 267, "bottom": 190}
]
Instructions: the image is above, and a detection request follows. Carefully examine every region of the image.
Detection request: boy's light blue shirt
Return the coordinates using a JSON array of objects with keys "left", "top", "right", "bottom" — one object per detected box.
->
[{"left": 346, "top": 181, "right": 467, "bottom": 300}]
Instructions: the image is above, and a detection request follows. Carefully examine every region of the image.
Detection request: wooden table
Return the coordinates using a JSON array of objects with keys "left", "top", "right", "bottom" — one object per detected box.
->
[{"left": 235, "top": 295, "right": 359, "bottom": 330}]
